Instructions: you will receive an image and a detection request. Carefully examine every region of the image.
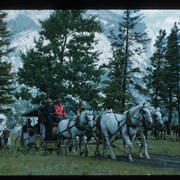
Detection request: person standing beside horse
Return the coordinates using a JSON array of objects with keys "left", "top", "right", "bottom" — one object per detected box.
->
[{"left": 54, "top": 98, "right": 67, "bottom": 122}]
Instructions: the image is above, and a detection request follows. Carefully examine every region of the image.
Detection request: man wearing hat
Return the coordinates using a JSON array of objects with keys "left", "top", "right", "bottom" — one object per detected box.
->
[
  {"left": 54, "top": 98, "right": 67, "bottom": 122},
  {"left": 43, "top": 98, "right": 56, "bottom": 140}
]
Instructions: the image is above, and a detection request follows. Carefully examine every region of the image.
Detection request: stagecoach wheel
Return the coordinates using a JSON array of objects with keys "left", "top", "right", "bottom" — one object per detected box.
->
[
  {"left": 33, "top": 134, "right": 43, "bottom": 151},
  {"left": 14, "top": 135, "right": 25, "bottom": 152}
]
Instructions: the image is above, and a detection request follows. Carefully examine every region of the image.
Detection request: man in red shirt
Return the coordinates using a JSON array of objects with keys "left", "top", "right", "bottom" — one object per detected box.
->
[{"left": 54, "top": 98, "right": 67, "bottom": 122}]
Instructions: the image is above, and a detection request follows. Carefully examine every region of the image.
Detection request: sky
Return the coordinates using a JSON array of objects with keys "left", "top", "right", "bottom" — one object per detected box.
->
[
  {"left": 142, "top": 10, "right": 180, "bottom": 36},
  {"left": 111, "top": 9, "right": 180, "bottom": 36}
]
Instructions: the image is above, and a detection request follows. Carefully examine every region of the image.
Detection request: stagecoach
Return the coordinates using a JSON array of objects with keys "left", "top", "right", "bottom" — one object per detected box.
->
[{"left": 14, "top": 106, "right": 59, "bottom": 152}]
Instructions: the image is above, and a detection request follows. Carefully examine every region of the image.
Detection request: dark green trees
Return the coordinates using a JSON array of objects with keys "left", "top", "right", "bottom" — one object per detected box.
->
[
  {"left": 0, "top": 11, "right": 15, "bottom": 114},
  {"left": 17, "top": 10, "right": 103, "bottom": 109},
  {"left": 146, "top": 29, "right": 167, "bottom": 108},
  {"left": 164, "top": 22, "right": 180, "bottom": 131},
  {"left": 147, "top": 22, "right": 180, "bottom": 134},
  {"left": 101, "top": 10, "right": 149, "bottom": 112}
]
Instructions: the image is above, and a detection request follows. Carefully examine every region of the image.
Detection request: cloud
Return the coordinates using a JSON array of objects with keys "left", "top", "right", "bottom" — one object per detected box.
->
[{"left": 142, "top": 10, "right": 180, "bottom": 35}]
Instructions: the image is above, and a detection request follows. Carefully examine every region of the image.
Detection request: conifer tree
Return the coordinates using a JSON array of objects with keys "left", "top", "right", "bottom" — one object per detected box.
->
[
  {"left": 17, "top": 10, "right": 103, "bottom": 109},
  {"left": 0, "top": 11, "right": 16, "bottom": 113},
  {"left": 145, "top": 29, "right": 167, "bottom": 108},
  {"left": 101, "top": 10, "right": 150, "bottom": 112},
  {"left": 164, "top": 22, "right": 180, "bottom": 133}
]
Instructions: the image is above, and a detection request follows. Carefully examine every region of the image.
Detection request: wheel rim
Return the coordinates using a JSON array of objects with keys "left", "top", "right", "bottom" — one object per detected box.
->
[
  {"left": 33, "top": 135, "right": 43, "bottom": 150},
  {"left": 15, "top": 136, "right": 24, "bottom": 151}
]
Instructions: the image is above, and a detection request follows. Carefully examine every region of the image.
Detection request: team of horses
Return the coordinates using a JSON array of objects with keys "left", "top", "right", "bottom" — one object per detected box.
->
[{"left": 56, "top": 102, "right": 166, "bottom": 162}]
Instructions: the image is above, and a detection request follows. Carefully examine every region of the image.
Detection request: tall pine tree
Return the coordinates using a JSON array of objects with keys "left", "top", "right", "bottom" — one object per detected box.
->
[
  {"left": 0, "top": 11, "right": 16, "bottom": 113},
  {"left": 145, "top": 29, "right": 167, "bottom": 108},
  {"left": 17, "top": 10, "right": 103, "bottom": 109},
  {"left": 101, "top": 10, "right": 150, "bottom": 112},
  {"left": 164, "top": 22, "right": 180, "bottom": 133}
]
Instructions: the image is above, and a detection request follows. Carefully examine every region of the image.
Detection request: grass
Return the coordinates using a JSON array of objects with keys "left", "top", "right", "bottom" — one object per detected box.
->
[{"left": 0, "top": 133, "right": 180, "bottom": 175}]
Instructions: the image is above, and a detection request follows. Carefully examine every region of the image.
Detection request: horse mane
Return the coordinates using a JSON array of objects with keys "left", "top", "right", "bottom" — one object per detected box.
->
[{"left": 127, "top": 104, "right": 142, "bottom": 116}]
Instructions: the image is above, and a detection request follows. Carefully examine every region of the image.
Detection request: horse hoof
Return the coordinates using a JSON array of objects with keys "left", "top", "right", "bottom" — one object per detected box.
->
[
  {"left": 111, "top": 156, "right": 117, "bottom": 160},
  {"left": 128, "top": 157, "right": 134, "bottom": 162}
]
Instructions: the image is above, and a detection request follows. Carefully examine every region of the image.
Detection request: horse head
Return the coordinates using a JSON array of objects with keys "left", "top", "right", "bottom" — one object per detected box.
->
[
  {"left": 140, "top": 104, "right": 153, "bottom": 129},
  {"left": 127, "top": 104, "right": 153, "bottom": 129},
  {"left": 79, "top": 110, "right": 94, "bottom": 129},
  {"left": 151, "top": 107, "right": 164, "bottom": 129}
]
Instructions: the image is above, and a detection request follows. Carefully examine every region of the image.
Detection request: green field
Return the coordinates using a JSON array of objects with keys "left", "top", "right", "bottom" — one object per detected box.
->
[{"left": 0, "top": 133, "right": 180, "bottom": 175}]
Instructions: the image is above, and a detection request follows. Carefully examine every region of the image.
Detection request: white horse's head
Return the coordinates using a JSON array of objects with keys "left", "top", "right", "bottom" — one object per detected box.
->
[
  {"left": 128, "top": 103, "right": 153, "bottom": 129},
  {"left": 79, "top": 110, "right": 94, "bottom": 128},
  {"left": 151, "top": 107, "right": 164, "bottom": 128},
  {"left": 140, "top": 103, "right": 153, "bottom": 129}
]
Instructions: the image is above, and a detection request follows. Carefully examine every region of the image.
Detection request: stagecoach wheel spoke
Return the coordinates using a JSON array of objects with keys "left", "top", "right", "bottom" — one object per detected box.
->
[
  {"left": 15, "top": 135, "right": 25, "bottom": 152},
  {"left": 33, "top": 134, "right": 43, "bottom": 151}
]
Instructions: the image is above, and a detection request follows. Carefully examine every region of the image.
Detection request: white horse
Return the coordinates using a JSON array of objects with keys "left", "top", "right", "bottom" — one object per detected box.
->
[
  {"left": 134, "top": 106, "right": 164, "bottom": 159},
  {"left": 57, "top": 109, "right": 94, "bottom": 156},
  {"left": 100, "top": 103, "right": 153, "bottom": 162}
]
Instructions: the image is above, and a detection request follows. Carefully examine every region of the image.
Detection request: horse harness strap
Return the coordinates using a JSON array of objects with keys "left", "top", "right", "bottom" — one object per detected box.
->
[
  {"left": 112, "top": 113, "right": 126, "bottom": 136},
  {"left": 58, "top": 119, "right": 76, "bottom": 136},
  {"left": 75, "top": 116, "right": 86, "bottom": 132},
  {"left": 126, "top": 109, "right": 141, "bottom": 128}
]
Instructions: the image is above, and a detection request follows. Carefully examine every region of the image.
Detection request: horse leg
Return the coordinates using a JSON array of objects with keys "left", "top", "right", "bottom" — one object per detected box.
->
[
  {"left": 94, "top": 141, "right": 101, "bottom": 156},
  {"left": 79, "top": 136, "right": 85, "bottom": 156},
  {"left": 83, "top": 136, "right": 89, "bottom": 156},
  {"left": 141, "top": 135, "right": 150, "bottom": 159},
  {"left": 101, "top": 136, "right": 108, "bottom": 158},
  {"left": 57, "top": 135, "right": 64, "bottom": 155},
  {"left": 64, "top": 139, "right": 70, "bottom": 155},
  {"left": 72, "top": 136, "right": 78, "bottom": 156},
  {"left": 123, "top": 134, "right": 133, "bottom": 162},
  {"left": 104, "top": 134, "right": 116, "bottom": 160},
  {"left": 94, "top": 133, "right": 102, "bottom": 156}
]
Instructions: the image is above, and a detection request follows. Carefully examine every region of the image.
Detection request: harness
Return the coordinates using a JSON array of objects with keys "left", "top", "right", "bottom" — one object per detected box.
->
[
  {"left": 107, "top": 113, "right": 126, "bottom": 136},
  {"left": 58, "top": 111, "right": 93, "bottom": 137}
]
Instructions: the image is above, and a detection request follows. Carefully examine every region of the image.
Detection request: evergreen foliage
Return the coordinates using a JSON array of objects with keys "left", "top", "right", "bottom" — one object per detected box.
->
[
  {"left": 145, "top": 29, "right": 167, "bottom": 108},
  {"left": 0, "top": 11, "right": 16, "bottom": 114},
  {"left": 101, "top": 10, "right": 150, "bottom": 113},
  {"left": 164, "top": 22, "right": 180, "bottom": 129},
  {"left": 17, "top": 10, "right": 103, "bottom": 109}
]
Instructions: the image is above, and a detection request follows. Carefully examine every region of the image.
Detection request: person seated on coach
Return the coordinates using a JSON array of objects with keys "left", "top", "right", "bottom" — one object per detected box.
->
[
  {"left": 54, "top": 98, "right": 67, "bottom": 122},
  {"left": 22, "top": 119, "right": 34, "bottom": 137},
  {"left": 21, "top": 119, "right": 34, "bottom": 146},
  {"left": 43, "top": 98, "right": 56, "bottom": 140},
  {"left": 33, "top": 118, "right": 41, "bottom": 135}
]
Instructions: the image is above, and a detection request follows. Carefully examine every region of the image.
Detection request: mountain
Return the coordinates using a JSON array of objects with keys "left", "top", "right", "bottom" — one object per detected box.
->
[{"left": 5, "top": 10, "right": 155, "bottom": 71}]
